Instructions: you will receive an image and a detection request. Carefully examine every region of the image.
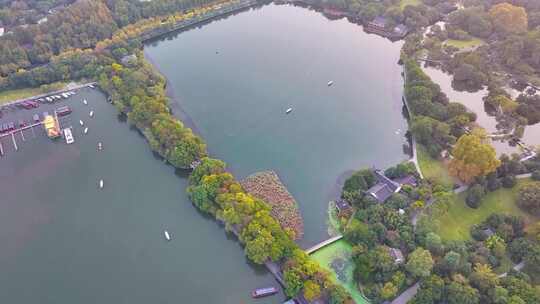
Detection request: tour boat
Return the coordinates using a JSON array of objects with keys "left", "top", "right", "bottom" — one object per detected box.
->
[
  {"left": 84, "top": 127, "right": 88, "bottom": 134},
  {"left": 99, "top": 179, "right": 104, "bottom": 189},
  {"left": 98, "top": 142, "right": 103, "bottom": 151},
  {"left": 64, "top": 128, "right": 74, "bottom": 144},
  {"left": 83, "top": 99, "right": 88, "bottom": 105},
  {"left": 164, "top": 230, "right": 171, "bottom": 241},
  {"left": 89, "top": 111, "right": 94, "bottom": 117},
  {"left": 251, "top": 287, "right": 278, "bottom": 298},
  {"left": 79, "top": 120, "right": 84, "bottom": 126},
  {"left": 327, "top": 80, "right": 334, "bottom": 86},
  {"left": 286, "top": 108, "right": 293, "bottom": 114}
]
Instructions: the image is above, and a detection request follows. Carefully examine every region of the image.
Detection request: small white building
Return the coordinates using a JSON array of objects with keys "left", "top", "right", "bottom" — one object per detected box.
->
[{"left": 0, "top": 27, "right": 4, "bottom": 37}]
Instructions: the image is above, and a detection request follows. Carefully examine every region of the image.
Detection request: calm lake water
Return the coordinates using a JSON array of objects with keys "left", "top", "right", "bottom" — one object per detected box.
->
[
  {"left": 422, "top": 66, "right": 540, "bottom": 155},
  {"left": 0, "top": 4, "right": 407, "bottom": 303},
  {"left": 145, "top": 3, "right": 408, "bottom": 247},
  {"left": 0, "top": 89, "right": 279, "bottom": 304}
]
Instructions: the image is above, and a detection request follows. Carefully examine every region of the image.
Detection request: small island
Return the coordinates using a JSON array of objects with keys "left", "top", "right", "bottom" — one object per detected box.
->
[{"left": 241, "top": 171, "right": 304, "bottom": 240}]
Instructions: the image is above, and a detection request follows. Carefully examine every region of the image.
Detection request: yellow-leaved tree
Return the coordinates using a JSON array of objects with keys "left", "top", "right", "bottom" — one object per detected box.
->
[
  {"left": 449, "top": 134, "right": 500, "bottom": 184},
  {"left": 489, "top": 3, "right": 528, "bottom": 35}
]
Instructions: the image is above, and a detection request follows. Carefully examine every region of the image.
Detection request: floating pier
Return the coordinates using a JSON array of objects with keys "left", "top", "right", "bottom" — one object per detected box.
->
[{"left": 11, "top": 133, "right": 17, "bottom": 151}]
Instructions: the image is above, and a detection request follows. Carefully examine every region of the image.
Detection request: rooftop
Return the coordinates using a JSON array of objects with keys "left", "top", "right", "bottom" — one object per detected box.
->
[
  {"left": 335, "top": 199, "right": 352, "bottom": 212},
  {"left": 394, "top": 175, "right": 417, "bottom": 186},
  {"left": 370, "top": 16, "right": 388, "bottom": 28},
  {"left": 393, "top": 24, "right": 409, "bottom": 37},
  {"left": 366, "top": 170, "right": 402, "bottom": 203},
  {"left": 388, "top": 247, "right": 405, "bottom": 264}
]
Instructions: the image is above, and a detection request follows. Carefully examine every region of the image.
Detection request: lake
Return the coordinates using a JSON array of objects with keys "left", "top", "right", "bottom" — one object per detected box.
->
[
  {"left": 0, "top": 3, "right": 408, "bottom": 304},
  {"left": 422, "top": 65, "right": 540, "bottom": 155},
  {"left": 145, "top": 3, "right": 408, "bottom": 247},
  {"left": 0, "top": 89, "right": 280, "bottom": 304}
]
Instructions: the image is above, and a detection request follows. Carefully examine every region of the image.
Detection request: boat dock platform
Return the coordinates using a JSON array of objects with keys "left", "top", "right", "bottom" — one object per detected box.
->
[{"left": 0, "top": 87, "right": 86, "bottom": 157}]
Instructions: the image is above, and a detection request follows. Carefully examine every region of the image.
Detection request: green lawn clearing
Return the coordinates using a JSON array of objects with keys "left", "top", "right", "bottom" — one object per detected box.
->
[
  {"left": 417, "top": 144, "right": 455, "bottom": 188},
  {"left": 310, "top": 240, "right": 369, "bottom": 304},
  {"left": 0, "top": 82, "right": 67, "bottom": 105},
  {"left": 433, "top": 179, "right": 538, "bottom": 241},
  {"left": 399, "top": 0, "right": 421, "bottom": 10},
  {"left": 444, "top": 38, "right": 485, "bottom": 50}
]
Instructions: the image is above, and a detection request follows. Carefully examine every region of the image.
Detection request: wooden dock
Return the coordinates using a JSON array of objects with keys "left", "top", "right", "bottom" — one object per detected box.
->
[{"left": 0, "top": 122, "right": 43, "bottom": 156}]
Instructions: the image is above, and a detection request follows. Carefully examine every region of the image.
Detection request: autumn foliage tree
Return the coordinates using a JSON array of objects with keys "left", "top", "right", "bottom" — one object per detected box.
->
[
  {"left": 449, "top": 134, "right": 500, "bottom": 184},
  {"left": 489, "top": 3, "right": 528, "bottom": 36}
]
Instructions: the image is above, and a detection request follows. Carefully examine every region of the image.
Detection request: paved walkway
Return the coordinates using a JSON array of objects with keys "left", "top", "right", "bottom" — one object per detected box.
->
[
  {"left": 305, "top": 235, "right": 343, "bottom": 254},
  {"left": 391, "top": 283, "right": 419, "bottom": 304},
  {"left": 453, "top": 184, "right": 468, "bottom": 194},
  {"left": 498, "top": 261, "right": 525, "bottom": 278},
  {"left": 401, "top": 67, "right": 424, "bottom": 179},
  {"left": 409, "top": 135, "right": 424, "bottom": 179}
]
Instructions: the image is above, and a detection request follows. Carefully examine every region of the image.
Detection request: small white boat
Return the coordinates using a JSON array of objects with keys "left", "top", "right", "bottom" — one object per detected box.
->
[
  {"left": 88, "top": 84, "right": 95, "bottom": 89},
  {"left": 98, "top": 142, "right": 103, "bottom": 151},
  {"left": 83, "top": 127, "right": 88, "bottom": 134},
  {"left": 286, "top": 108, "right": 293, "bottom": 114},
  {"left": 327, "top": 81, "right": 334, "bottom": 86},
  {"left": 99, "top": 179, "right": 104, "bottom": 189},
  {"left": 83, "top": 99, "right": 88, "bottom": 105},
  {"left": 164, "top": 230, "right": 171, "bottom": 241},
  {"left": 89, "top": 111, "right": 94, "bottom": 117},
  {"left": 64, "top": 128, "right": 74, "bottom": 144},
  {"left": 79, "top": 120, "right": 84, "bottom": 126}
]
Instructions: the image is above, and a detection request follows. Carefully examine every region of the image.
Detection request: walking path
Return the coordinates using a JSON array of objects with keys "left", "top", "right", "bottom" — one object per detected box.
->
[
  {"left": 391, "top": 283, "right": 419, "bottom": 304},
  {"left": 409, "top": 134, "right": 424, "bottom": 179},
  {"left": 498, "top": 261, "right": 525, "bottom": 278},
  {"left": 517, "top": 173, "right": 532, "bottom": 179},
  {"left": 305, "top": 235, "right": 343, "bottom": 254},
  {"left": 401, "top": 67, "right": 423, "bottom": 179}
]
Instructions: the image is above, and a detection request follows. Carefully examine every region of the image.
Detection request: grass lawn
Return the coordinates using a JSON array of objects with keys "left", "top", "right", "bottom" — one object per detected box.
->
[
  {"left": 0, "top": 82, "right": 66, "bottom": 105},
  {"left": 310, "top": 240, "right": 369, "bottom": 304},
  {"left": 399, "top": 0, "right": 421, "bottom": 10},
  {"left": 444, "top": 38, "right": 485, "bottom": 50},
  {"left": 433, "top": 179, "right": 539, "bottom": 241},
  {"left": 417, "top": 144, "right": 455, "bottom": 188}
]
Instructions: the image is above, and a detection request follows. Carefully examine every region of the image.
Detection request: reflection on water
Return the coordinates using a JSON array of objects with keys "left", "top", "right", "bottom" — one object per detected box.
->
[
  {"left": 422, "top": 65, "right": 540, "bottom": 154},
  {"left": 0, "top": 89, "right": 281, "bottom": 304},
  {"left": 145, "top": 3, "right": 409, "bottom": 247}
]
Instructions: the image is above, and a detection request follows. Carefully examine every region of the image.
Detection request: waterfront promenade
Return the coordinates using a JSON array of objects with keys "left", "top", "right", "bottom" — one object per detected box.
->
[{"left": 140, "top": 0, "right": 259, "bottom": 43}]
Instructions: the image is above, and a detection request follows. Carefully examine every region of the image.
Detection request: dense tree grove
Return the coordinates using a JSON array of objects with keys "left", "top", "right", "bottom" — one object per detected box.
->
[
  {"left": 310, "top": 0, "right": 447, "bottom": 29},
  {"left": 0, "top": 0, "right": 75, "bottom": 27},
  {"left": 339, "top": 159, "right": 540, "bottom": 303},
  {"left": 0, "top": 0, "right": 225, "bottom": 77},
  {"left": 95, "top": 51, "right": 207, "bottom": 168},
  {"left": 405, "top": 59, "right": 480, "bottom": 157},
  {"left": 338, "top": 163, "right": 429, "bottom": 302},
  {"left": 518, "top": 182, "right": 540, "bottom": 216},
  {"left": 187, "top": 158, "right": 354, "bottom": 302}
]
